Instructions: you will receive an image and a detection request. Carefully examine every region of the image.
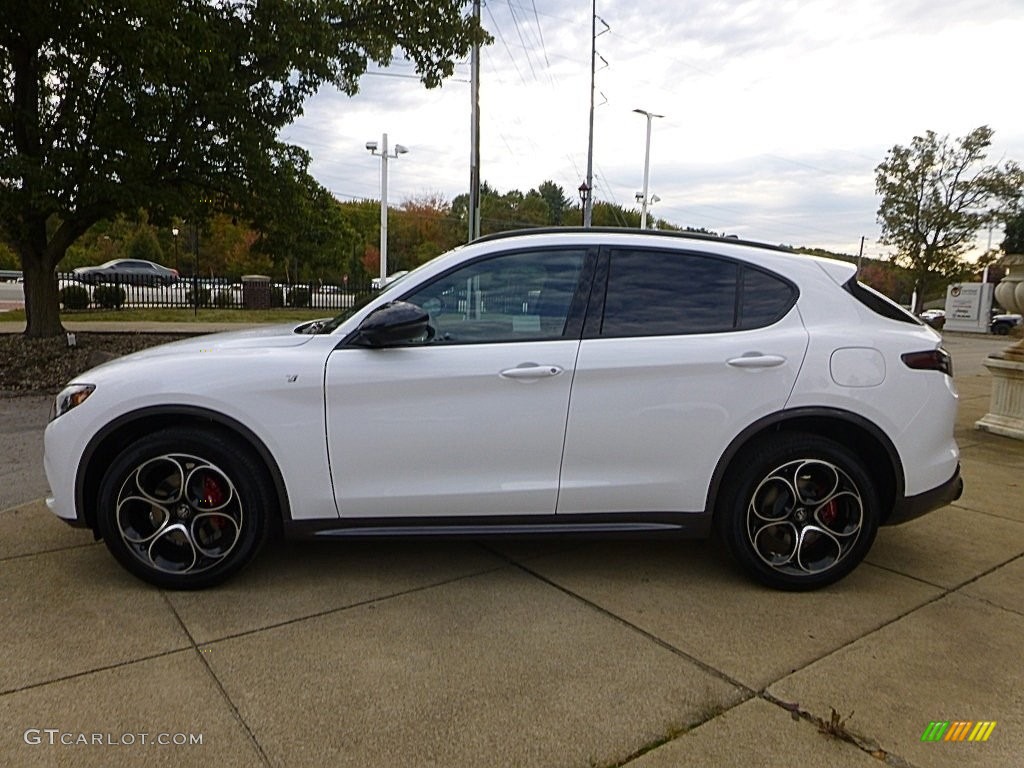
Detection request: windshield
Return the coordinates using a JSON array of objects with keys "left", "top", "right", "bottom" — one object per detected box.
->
[
  {"left": 313, "top": 292, "right": 381, "bottom": 334},
  {"left": 313, "top": 257, "right": 440, "bottom": 334}
]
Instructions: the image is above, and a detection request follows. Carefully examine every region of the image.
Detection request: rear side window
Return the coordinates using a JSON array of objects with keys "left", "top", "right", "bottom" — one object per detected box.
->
[
  {"left": 599, "top": 249, "right": 797, "bottom": 336},
  {"left": 844, "top": 279, "right": 920, "bottom": 325},
  {"left": 739, "top": 268, "right": 798, "bottom": 330}
]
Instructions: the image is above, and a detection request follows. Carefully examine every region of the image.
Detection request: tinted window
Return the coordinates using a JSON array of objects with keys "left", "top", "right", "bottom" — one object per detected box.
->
[
  {"left": 402, "top": 249, "right": 586, "bottom": 344},
  {"left": 739, "top": 268, "right": 797, "bottom": 329},
  {"left": 601, "top": 250, "right": 737, "bottom": 336},
  {"left": 844, "top": 278, "right": 919, "bottom": 325}
]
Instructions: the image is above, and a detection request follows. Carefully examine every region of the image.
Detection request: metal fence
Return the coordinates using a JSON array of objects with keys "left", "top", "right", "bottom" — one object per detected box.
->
[{"left": 52, "top": 273, "right": 379, "bottom": 313}]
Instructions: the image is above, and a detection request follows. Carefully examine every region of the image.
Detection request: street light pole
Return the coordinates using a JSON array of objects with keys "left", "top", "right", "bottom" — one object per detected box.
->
[
  {"left": 366, "top": 134, "right": 408, "bottom": 282},
  {"left": 171, "top": 226, "right": 179, "bottom": 273},
  {"left": 633, "top": 108, "right": 663, "bottom": 230},
  {"left": 577, "top": 182, "right": 591, "bottom": 226}
]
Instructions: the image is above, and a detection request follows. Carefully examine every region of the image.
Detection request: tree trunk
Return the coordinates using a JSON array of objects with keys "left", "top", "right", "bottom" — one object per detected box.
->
[{"left": 21, "top": 250, "right": 65, "bottom": 338}]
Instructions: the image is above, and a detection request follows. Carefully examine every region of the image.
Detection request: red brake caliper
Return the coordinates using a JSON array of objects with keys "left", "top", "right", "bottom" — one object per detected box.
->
[
  {"left": 819, "top": 499, "right": 838, "bottom": 526},
  {"left": 202, "top": 474, "right": 225, "bottom": 510}
]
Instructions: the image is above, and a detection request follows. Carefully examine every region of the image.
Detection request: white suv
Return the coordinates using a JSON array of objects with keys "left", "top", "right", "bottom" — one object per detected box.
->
[{"left": 44, "top": 229, "right": 962, "bottom": 590}]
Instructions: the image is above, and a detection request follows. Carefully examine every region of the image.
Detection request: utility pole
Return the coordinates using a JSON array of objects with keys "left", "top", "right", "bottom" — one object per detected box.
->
[
  {"left": 584, "top": 0, "right": 596, "bottom": 227},
  {"left": 468, "top": 0, "right": 481, "bottom": 242}
]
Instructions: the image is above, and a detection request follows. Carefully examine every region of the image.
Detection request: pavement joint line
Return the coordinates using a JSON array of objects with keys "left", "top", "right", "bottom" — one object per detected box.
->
[
  {"left": 155, "top": 560, "right": 512, "bottom": 649},
  {"left": 752, "top": 559, "right": 1001, "bottom": 688},
  {"left": 0, "top": 646, "right": 192, "bottom": 699},
  {"left": 949, "top": 500, "right": 1024, "bottom": 521},
  {"left": 482, "top": 548, "right": 755, "bottom": 696},
  {"left": 601, "top": 695, "right": 758, "bottom": 768},
  {"left": 950, "top": 500, "right": 1024, "bottom": 522},
  {"left": 865, "top": 547, "right": 1024, "bottom": 594},
  {"left": 960, "top": 592, "right": 1024, "bottom": 619},
  {"left": 0, "top": 540, "right": 99, "bottom": 564},
  {"left": 0, "top": 558, "right": 510, "bottom": 700},
  {"left": 158, "top": 591, "right": 274, "bottom": 768},
  {"left": 744, "top": 552, "right": 1024, "bottom": 766},
  {"left": 758, "top": 691, "right": 922, "bottom": 768}
]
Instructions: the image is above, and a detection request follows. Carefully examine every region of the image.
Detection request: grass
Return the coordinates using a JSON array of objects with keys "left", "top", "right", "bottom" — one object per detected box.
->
[{"left": 0, "top": 307, "right": 334, "bottom": 324}]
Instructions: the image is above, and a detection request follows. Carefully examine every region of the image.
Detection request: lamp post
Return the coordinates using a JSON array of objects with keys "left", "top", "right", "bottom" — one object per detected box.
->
[
  {"left": 577, "top": 182, "right": 591, "bottom": 226},
  {"left": 171, "top": 226, "right": 179, "bottom": 274},
  {"left": 633, "top": 108, "right": 663, "bottom": 230},
  {"left": 366, "top": 133, "right": 408, "bottom": 282}
]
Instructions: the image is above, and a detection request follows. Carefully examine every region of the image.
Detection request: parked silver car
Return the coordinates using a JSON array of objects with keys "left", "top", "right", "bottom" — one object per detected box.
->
[{"left": 73, "top": 259, "right": 179, "bottom": 286}]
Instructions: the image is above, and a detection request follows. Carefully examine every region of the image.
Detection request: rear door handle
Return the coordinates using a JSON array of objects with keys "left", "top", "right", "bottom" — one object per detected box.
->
[
  {"left": 727, "top": 354, "right": 786, "bottom": 369},
  {"left": 500, "top": 364, "right": 564, "bottom": 379}
]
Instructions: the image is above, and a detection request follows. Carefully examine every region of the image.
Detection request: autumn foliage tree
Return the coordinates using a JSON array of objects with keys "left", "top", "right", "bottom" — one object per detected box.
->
[
  {"left": 0, "top": 0, "right": 485, "bottom": 337},
  {"left": 874, "top": 126, "right": 1018, "bottom": 312}
]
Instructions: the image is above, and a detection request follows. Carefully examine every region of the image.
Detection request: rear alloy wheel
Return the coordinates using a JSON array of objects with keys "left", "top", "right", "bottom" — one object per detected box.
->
[
  {"left": 96, "top": 428, "right": 274, "bottom": 589},
  {"left": 718, "top": 434, "right": 880, "bottom": 590}
]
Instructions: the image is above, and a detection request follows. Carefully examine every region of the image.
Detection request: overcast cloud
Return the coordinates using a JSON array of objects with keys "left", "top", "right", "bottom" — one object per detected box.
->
[{"left": 280, "top": 0, "right": 1023, "bottom": 258}]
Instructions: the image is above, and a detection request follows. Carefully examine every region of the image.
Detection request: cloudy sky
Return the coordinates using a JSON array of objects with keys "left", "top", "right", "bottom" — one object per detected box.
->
[{"left": 280, "top": 0, "right": 1023, "bottom": 259}]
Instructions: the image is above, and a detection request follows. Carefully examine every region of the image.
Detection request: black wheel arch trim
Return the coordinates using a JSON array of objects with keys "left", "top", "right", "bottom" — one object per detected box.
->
[
  {"left": 705, "top": 406, "right": 906, "bottom": 518},
  {"left": 75, "top": 405, "right": 291, "bottom": 531}
]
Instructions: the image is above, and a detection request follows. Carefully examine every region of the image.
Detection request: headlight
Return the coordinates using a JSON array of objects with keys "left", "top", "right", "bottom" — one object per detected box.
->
[{"left": 50, "top": 384, "right": 95, "bottom": 421}]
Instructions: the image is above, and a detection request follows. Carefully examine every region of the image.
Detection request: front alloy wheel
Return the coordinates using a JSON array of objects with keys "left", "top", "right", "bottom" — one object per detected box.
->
[
  {"left": 97, "top": 428, "right": 273, "bottom": 589},
  {"left": 719, "top": 434, "right": 880, "bottom": 590}
]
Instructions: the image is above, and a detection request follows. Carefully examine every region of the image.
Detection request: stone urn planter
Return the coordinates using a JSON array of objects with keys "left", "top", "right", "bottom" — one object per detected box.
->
[{"left": 976, "top": 253, "right": 1024, "bottom": 439}]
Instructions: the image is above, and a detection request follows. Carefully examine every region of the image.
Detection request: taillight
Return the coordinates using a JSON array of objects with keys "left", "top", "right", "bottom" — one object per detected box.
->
[{"left": 901, "top": 348, "right": 953, "bottom": 376}]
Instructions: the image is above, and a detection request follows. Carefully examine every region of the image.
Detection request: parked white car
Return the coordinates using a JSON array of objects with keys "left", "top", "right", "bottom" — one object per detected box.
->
[{"left": 44, "top": 229, "right": 962, "bottom": 590}]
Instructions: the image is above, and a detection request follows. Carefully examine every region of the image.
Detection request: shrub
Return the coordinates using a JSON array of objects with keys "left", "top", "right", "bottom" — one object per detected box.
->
[
  {"left": 185, "top": 287, "right": 212, "bottom": 307},
  {"left": 288, "top": 286, "right": 311, "bottom": 308},
  {"left": 213, "top": 289, "right": 236, "bottom": 308},
  {"left": 93, "top": 284, "right": 126, "bottom": 309},
  {"left": 60, "top": 285, "right": 90, "bottom": 310}
]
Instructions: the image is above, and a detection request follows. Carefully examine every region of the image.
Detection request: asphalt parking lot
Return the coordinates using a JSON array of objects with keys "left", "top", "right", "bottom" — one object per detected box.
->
[{"left": 1, "top": 330, "right": 1022, "bottom": 767}]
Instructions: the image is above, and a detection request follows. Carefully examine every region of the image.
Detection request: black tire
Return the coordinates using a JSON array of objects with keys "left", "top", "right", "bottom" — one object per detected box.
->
[
  {"left": 716, "top": 433, "right": 880, "bottom": 591},
  {"left": 992, "top": 323, "right": 1009, "bottom": 335},
  {"left": 96, "top": 428, "right": 275, "bottom": 589}
]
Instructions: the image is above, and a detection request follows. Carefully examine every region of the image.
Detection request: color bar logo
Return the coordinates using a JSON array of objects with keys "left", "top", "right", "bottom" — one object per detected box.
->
[{"left": 921, "top": 721, "right": 996, "bottom": 742}]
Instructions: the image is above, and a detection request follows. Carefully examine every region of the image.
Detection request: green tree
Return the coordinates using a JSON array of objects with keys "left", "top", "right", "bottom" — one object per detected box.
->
[
  {"left": 252, "top": 168, "right": 359, "bottom": 283},
  {"left": 535, "top": 181, "right": 571, "bottom": 225},
  {"left": 1002, "top": 212, "right": 1024, "bottom": 255},
  {"left": 126, "top": 226, "right": 164, "bottom": 265},
  {"left": 1, "top": 1, "right": 486, "bottom": 336},
  {"left": 874, "top": 126, "right": 1014, "bottom": 312}
]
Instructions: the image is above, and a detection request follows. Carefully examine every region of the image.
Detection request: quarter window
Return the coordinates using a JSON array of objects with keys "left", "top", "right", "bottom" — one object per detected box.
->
[
  {"left": 739, "top": 267, "right": 798, "bottom": 329},
  {"left": 402, "top": 249, "right": 586, "bottom": 344}
]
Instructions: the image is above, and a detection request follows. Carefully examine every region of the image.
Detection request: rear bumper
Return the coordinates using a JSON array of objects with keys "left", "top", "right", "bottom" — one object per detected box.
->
[{"left": 885, "top": 464, "right": 963, "bottom": 525}]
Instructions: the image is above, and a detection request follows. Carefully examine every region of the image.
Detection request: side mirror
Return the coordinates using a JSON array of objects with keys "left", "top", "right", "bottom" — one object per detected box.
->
[{"left": 354, "top": 301, "right": 432, "bottom": 347}]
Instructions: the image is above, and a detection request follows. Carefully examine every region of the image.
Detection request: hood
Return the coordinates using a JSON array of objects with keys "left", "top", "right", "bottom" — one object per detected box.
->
[
  {"left": 137, "top": 322, "right": 318, "bottom": 357},
  {"left": 82, "top": 322, "right": 320, "bottom": 376}
]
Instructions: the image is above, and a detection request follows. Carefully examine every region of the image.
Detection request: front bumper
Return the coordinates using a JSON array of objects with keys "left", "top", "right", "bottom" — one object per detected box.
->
[{"left": 885, "top": 464, "right": 963, "bottom": 525}]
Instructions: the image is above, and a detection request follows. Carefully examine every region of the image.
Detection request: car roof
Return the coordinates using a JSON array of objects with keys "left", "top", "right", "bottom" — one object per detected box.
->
[
  {"left": 474, "top": 226, "right": 793, "bottom": 255},
  {"left": 457, "top": 228, "right": 857, "bottom": 283}
]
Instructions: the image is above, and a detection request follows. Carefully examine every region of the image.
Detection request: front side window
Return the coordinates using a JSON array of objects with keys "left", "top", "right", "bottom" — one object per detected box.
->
[{"left": 401, "top": 249, "right": 586, "bottom": 344}]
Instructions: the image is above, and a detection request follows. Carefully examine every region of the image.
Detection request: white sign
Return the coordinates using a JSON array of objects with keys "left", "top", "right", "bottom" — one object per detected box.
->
[{"left": 943, "top": 283, "right": 993, "bottom": 333}]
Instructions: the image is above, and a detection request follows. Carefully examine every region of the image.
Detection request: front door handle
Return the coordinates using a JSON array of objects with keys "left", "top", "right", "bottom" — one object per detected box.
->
[
  {"left": 727, "top": 354, "right": 786, "bottom": 369},
  {"left": 500, "top": 364, "right": 564, "bottom": 379}
]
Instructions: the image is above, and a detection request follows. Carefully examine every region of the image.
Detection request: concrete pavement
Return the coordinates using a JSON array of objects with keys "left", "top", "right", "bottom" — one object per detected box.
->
[{"left": 1, "top": 332, "right": 1022, "bottom": 767}]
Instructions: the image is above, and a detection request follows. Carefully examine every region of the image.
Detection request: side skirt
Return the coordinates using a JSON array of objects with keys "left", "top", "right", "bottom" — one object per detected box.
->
[{"left": 283, "top": 512, "right": 712, "bottom": 541}]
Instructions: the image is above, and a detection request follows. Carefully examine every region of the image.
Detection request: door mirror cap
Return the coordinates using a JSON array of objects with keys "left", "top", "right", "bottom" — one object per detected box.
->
[{"left": 354, "top": 301, "right": 432, "bottom": 347}]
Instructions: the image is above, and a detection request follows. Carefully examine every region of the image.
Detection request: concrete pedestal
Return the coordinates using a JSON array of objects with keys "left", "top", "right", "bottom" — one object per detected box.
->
[{"left": 976, "top": 354, "right": 1024, "bottom": 440}]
